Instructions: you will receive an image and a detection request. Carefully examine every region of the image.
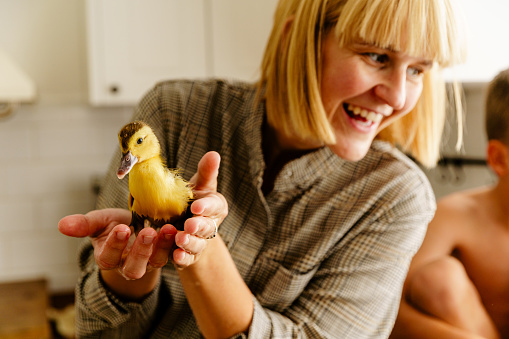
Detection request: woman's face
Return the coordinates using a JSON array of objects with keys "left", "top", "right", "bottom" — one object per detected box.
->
[{"left": 320, "top": 31, "right": 433, "bottom": 161}]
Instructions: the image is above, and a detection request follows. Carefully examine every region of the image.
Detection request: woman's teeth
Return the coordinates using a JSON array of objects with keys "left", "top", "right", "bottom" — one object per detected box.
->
[{"left": 346, "top": 104, "right": 383, "bottom": 124}]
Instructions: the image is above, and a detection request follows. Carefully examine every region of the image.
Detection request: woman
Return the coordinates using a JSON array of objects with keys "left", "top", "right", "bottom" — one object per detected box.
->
[{"left": 59, "top": 0, "right": 465, "bottom": 337}]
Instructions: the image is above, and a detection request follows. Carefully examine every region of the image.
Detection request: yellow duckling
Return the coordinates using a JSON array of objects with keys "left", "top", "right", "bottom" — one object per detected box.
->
[{"left": 116, "top": 121, "right": 193, "bottom": 233}]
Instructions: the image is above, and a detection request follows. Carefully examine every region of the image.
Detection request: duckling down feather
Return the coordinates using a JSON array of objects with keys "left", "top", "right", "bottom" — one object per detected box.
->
[{"left": 116, "top": 121, "right": 193, "bottom": 233}]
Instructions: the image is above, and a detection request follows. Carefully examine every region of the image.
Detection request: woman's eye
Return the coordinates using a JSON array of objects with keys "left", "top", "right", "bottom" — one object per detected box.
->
[
  {"left": 365, "top": 52, "right": 389, "bottom": 64},
  {"left": 137, "top": 138, "right": 143, "bottom": 144},
  {"left": 407, "top": 67, "right": 424, "bottom": 77}
]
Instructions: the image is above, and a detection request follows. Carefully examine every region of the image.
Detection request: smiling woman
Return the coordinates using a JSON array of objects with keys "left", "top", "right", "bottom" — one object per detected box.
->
[
  {"left": 261, "top": 0, "right": 466, "bottom": 167},
  {"left": 58, "top": 0, "right": 467, "bottom": 338}
]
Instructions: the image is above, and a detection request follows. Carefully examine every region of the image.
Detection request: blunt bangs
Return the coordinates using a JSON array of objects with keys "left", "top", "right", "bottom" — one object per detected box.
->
[{"left": 334, "top": 0, "right": 466, "bottom": 67}]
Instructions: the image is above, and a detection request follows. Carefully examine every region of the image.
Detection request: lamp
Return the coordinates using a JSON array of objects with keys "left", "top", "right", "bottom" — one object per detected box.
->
[{"left": 0, "top": 51, "right": 36, "bottom": 118}]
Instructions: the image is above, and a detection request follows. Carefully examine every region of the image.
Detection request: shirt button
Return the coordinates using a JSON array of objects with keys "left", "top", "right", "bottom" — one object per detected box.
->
[{"left": 285, "top": 171, "right": 293, "bottom": 178}]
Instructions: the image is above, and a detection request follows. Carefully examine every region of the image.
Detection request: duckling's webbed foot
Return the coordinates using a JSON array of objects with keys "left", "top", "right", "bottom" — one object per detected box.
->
[
  {"left": 144, "top": 219, "right": 151, "bottom": 229},
  {"left": 131, "top": 212, "right": 162, "bottom": 235},
  {"left": 130, "top": 208, "right": 192, "bottom": 235}
]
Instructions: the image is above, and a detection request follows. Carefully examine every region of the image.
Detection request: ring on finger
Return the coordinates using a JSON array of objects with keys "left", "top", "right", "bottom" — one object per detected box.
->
[{"left": 205, "top": 218, "right": 218, "bottom": 239}]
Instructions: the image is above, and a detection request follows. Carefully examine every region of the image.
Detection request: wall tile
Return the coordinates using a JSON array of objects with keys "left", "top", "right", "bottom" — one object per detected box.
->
[
  {"left": 4, "top": 161, "right": 108, "bottom": 197},
  {"left": 0, "top": 125, "right": 32, "bottom": 163},
  {"left": 10, "top": 229, "right": 76, "bottom": 268},
  {"left": 0, "top": 199, "right": 35, "bottom": 232},
  {"left": 0, "top": 239, "right": 9, "bottom": 272},
  {"left": 36, "top": 125, "right": 101, "bottom": 159},
  {"left": 36, "top": 193, "right": 96, "bottom": 231}
]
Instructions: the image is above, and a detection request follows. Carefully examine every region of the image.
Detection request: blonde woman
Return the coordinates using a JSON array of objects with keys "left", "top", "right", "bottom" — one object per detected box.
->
[{"left": 59, "top": 0, "right": 465, "bottom": 337}]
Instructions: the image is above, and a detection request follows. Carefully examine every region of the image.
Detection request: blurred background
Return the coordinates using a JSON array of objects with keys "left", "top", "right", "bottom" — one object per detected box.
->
[{"left": 0, "top": 0, "right": 508, "bottom": 337}]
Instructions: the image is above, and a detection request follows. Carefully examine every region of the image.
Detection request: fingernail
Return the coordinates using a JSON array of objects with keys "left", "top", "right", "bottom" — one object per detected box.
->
[
  {"left": 181, "top": 234, "right": 189, "bottom": 245},
  {"left": 117, "top": 231, "right": 128, "bottom": 241},
  {"left": 174, "top": 249, "right": 186, "bottom": 263},
  {"left": 143, "top": 235, "right": 155, "bottom": 245},
  {"left": 164, "top": 233, "right": 173, "bottom": 240}
]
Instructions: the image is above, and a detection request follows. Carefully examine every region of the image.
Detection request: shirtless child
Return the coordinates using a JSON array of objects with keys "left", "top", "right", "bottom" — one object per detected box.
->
[{"left": 391, "top": 69, "right": 509, "bottom": 339}]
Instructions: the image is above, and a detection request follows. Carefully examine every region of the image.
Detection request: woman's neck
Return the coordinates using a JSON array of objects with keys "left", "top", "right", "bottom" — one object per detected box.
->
[{"left": 261, "top": 120, "right": 321, "bottom": 195}]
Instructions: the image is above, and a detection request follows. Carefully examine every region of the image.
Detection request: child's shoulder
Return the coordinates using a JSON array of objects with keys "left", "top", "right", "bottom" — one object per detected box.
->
[
  {"left": 435, "top": 186, "right": 494, "bottom": 232},
  {"left": 438, "top": 186, "right": 489, "bottom": 212}
]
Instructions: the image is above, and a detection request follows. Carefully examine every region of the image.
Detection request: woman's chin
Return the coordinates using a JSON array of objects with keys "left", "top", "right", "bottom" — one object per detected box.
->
[{"left": 327, "top": 143, "right": 370, "bottom": 162}]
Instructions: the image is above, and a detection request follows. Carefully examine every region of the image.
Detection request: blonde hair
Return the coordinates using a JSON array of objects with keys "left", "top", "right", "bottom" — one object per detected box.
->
[
  {"left": 258, "top": 0, "right": 466, "bottom": 167},
  {"left": 485, "top": 69, "right": 509, "bottom": 144}
]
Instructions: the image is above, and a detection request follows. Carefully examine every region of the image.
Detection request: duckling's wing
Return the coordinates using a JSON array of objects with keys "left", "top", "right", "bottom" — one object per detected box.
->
[{"left": 128, "top": 192, "right": 134, "bottom": 211}]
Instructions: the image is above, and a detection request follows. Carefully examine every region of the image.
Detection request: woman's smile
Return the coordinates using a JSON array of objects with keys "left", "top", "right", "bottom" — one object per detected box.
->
[{"left": 343, "top": 103, "right": 384, "bottom": 129}]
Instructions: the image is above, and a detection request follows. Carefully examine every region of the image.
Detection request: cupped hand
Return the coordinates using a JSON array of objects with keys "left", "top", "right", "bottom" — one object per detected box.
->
[
  {"left": 58, "top": 208, "right": 177, "bottom": 280},
  {"left": 58, "top": 151, "right": 228, "bottom": 277},
  {"left": 173, "top": 151, "right": 228, "bottom": 268}
]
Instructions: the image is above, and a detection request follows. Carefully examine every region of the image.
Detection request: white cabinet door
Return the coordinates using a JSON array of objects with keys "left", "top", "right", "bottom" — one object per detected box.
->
[
  {"left": 208, "top": 1, "right": 277, "bottom": 82},
  {"left": 444, "top": 1, "right": 509, "bottom": 83},
  {"left": 86, "top": 0, "right": 207, "bottom": 106},
  {"left": 86, "top": 0, "right": 277, "bottom": 106}
]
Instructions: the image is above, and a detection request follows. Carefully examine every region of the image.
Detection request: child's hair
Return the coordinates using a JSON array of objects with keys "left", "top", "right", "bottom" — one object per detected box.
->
[
  {"left": 259, "top": 0, "right": 466, "bottom": 167},
  {"left": 485, "top": 69, "right": 509, "bottom": 144}
]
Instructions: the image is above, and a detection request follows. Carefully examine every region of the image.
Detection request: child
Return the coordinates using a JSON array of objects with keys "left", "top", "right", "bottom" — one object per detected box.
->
[{"left": 391, "top": 69, "right": 509, "bottom": 339}]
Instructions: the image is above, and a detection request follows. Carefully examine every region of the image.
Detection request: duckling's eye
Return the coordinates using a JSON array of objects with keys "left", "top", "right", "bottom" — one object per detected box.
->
[{"left": 137, "top": 138, "right": 143, "bottom": 144}]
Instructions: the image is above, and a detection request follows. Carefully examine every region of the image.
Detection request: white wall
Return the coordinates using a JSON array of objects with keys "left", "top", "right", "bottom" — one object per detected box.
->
[{"left": 0, "top": 0, "right": 133, "bottom": 292}]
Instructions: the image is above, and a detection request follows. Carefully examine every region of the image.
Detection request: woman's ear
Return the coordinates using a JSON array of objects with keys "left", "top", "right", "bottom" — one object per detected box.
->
[{"left": 487, "top": 139, "right": 509, "bottom": 178}]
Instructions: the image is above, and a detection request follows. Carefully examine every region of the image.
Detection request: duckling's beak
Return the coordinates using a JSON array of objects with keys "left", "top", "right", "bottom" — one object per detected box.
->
[{"left": 117, "top": 151, "right": 138, "bottom": 179}]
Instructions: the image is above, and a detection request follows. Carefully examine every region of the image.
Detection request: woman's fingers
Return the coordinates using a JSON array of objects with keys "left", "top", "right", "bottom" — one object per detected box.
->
[
  {"left": 172, "top": 151, "right": 227, "bottom": 269},
  {"left": 60, "top": 209, "right": 185, "bottom": 280},
  {"left": 148, "top": 224, "right": 177, "bottom": 268},
  {"left": 189, "top": 151, "right": 220, "bottom": 191},
  {"left": 95, "top": 224, "right": 179, "bottom": 280},
  {"left": 187, "top": 193, "right": 227, "bottom": 243},
  {"left": 120, "top": 228, "right": 158, "bottom": 280},
  {"left": 173, "top": 247, "right": 199, "bottom": 268},
  {"left": 95, "top": 224, "right": 131, "bottom": 270},
  {"left": 173, "top": 216, "right": 219, "bottom": 269},
  {"left": 190, "top": 194, "right": 228, "bottom": 219},
  {"left": 174, "top": 231, "right": 209, "bottom": 255},
  {"left": 58, "top": 208, "right": 132, "bottom": 238},
  {"left": 184, "top": 216, "right": 218, "bottom": 239}
]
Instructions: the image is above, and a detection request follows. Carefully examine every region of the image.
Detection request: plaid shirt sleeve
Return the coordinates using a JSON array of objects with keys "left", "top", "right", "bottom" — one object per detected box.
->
[{"left": 74, "top": 240, "right": 163, "bottom": 338}]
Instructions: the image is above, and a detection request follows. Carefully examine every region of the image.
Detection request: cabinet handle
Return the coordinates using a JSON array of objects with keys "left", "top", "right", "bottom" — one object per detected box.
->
[{"left": 109, "top": 85, "right": 120, "bottom": 94}]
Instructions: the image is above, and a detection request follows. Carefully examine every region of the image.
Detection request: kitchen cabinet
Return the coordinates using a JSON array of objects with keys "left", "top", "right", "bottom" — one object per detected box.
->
[
  {"left": 444, "top": 0, "right": 509, "bottom": 83},
  {"left": 86, "top": 0, "right": 277, "bottom": 106}
]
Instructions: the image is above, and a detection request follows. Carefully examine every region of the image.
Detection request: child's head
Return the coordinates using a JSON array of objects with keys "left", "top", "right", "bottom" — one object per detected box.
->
[
  {"left": 486, "top": 69, "right": 509, "bottom": 145},
  {"left": 485, "top": 69, "right": 509, "bottom": 179}
]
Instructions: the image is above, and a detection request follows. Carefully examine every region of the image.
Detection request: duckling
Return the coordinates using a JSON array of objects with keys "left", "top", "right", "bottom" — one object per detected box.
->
[{"left": 116, "top": 121, "right": 193, "bottom": 234}]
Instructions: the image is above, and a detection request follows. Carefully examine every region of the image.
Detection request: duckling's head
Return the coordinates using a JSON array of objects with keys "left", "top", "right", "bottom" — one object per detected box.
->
[{"left": 116, "top": 121, "right": 161, "bottom": 179}]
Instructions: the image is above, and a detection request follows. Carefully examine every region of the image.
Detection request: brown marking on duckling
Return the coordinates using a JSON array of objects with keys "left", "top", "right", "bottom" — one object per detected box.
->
[{"left": 119, "top": 121, "right": 146, "bottom": 152}]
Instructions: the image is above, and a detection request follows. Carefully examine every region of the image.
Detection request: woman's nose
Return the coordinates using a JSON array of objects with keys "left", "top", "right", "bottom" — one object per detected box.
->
[{"left": 374, "top": 69, "right": 406, "bottom": 110}]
